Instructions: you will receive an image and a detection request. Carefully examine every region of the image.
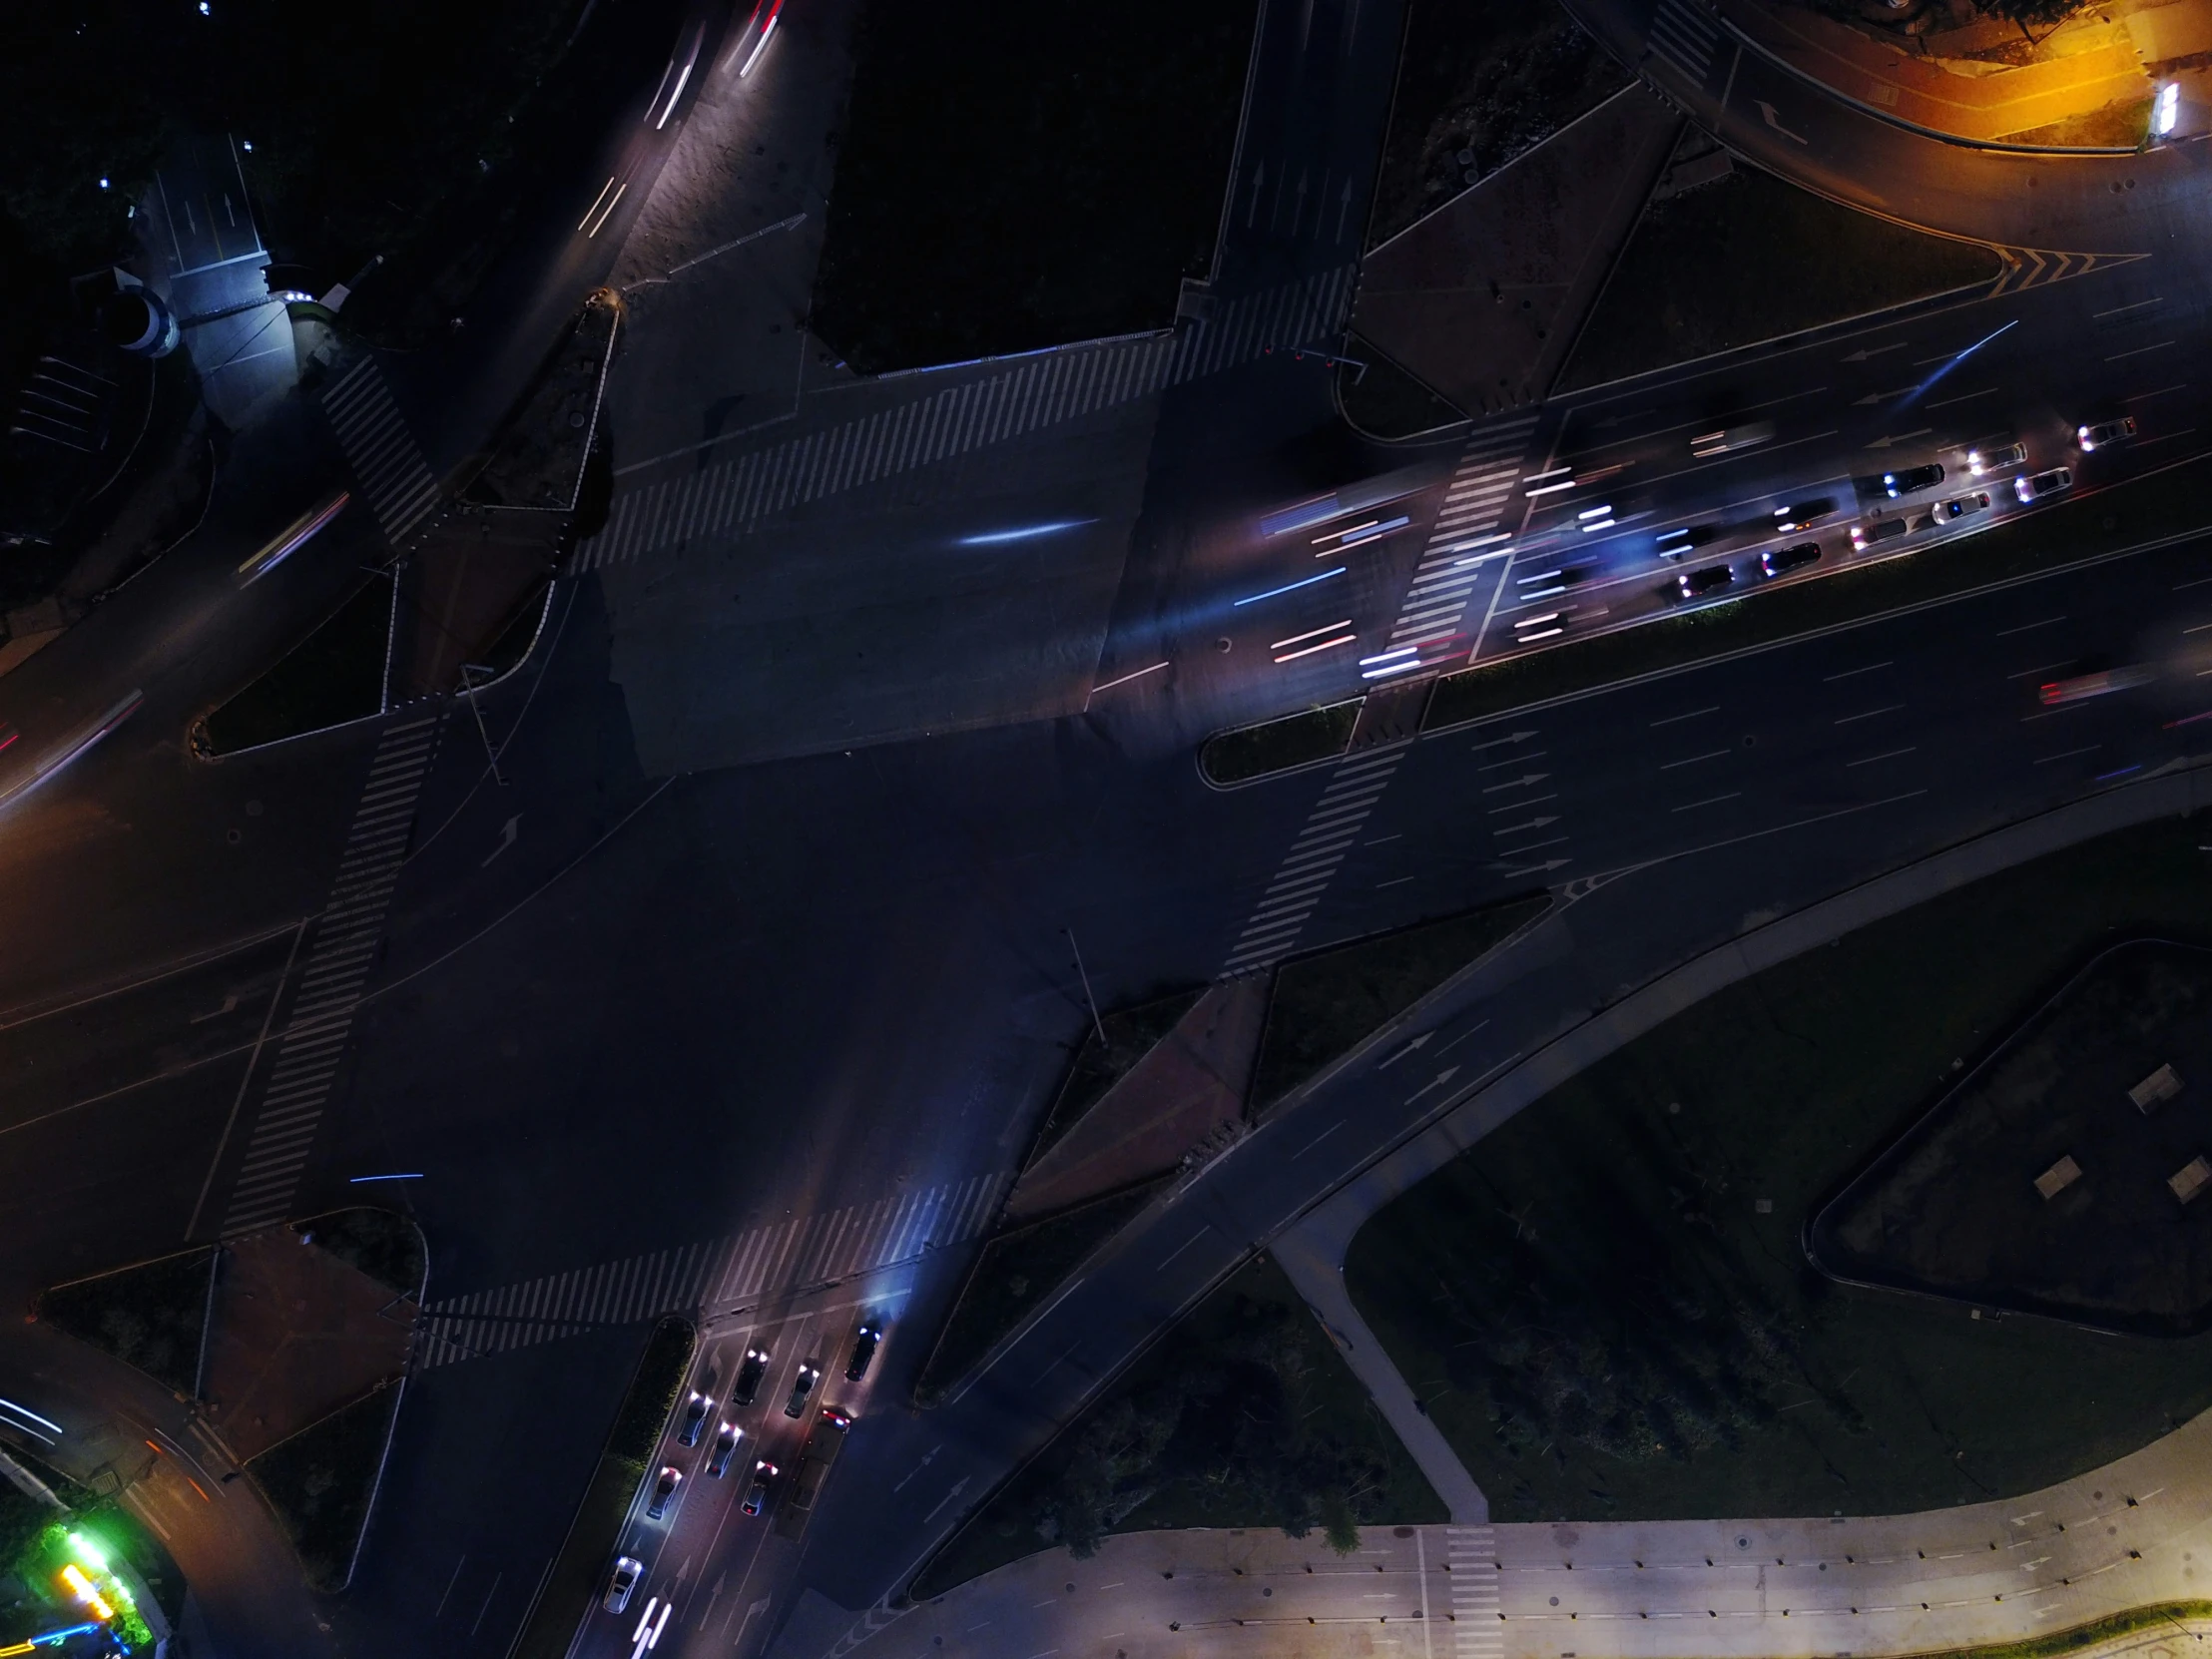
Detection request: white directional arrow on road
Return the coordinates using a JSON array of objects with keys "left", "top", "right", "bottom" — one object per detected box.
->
[
  {"left": 1470, "top": 729, "right": 1540, "bottom": 752},
  {"left": 1484, "top": 773, "right": 1549, "bottom": 792},
  {"left": 1496, "top": 856, "right": 1574, "bottom": 877},
  {"left": 1491, "top": 815, "right": 1559, "bottom": 835},
  {"left": 1853, "top": 386, "right": 1914, "bottom": 405},
  {"left": 1406, "top": 1065, "right": 1460, "bottom": 1104},
  {"left": 1756, "top": 99, "right": 1810, "bottom": 143},
  {"left": 1841, "top": 341, "right": 1908, "bottom": 363},
  {"left": 1866, "top": 428, "right": 1935, "bottom": 449},
  {"left": 1378, "top": 1031, "right": 1433, "bottom": 1070},
  {"left": 924, "top": 1476, "right": 970, "bottom": 1523}
]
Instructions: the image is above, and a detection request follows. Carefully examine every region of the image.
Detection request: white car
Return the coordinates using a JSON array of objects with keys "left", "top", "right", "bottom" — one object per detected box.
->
[
  {"left": 604, "top": 1556, "right": 643, "bottom": 1614},
  {"left": 2013, "top": 466, "right": 2073, "bottom": 503},
  {"left": 2078, "top": 416, "right": 2137, "bottom": 452},
  {"left": 1967, "top": 441, "right": 2025, "bottom": 476}
]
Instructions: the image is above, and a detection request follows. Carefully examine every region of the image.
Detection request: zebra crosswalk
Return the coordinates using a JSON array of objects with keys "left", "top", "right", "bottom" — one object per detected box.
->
[
  {"left": 221, "top": 710, "right": 445, "bottom": 1235},
  {"left": 1371, "top": 415, "right": 1539, "bottom": 676},
  {"left": 1647, "top": 0, "right": 1720, "bottom": 86},
  {"left": 574, "top": 264, "right": 1358, "bottom": 573},
  {"left": 321, "top": 357, "right": 442, "bottom": 545},
  {"left": 1222, "top": 746, "right": 1406, "bottom": 976},
  {"left": 1448, "top": 1525, "right": 1505, "bottom": 1659},
  {"left": 414, "top": 1170, "right": 1007, "bottom": 1370}
]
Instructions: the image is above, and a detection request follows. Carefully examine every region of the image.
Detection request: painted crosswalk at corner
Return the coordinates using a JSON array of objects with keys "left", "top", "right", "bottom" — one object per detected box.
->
[
  {"left": 321, "top": 357, "right": 442, "bottom": 545},
  {"left": 1449, "top": 1524, "right": 1504, "bottom": 1659},
  {"left": 414, "top": 1170, "right": 1009, "bottom": 1369},
  {"left": 1222, "top": 746, "right": 1406, "bottom": 975}
]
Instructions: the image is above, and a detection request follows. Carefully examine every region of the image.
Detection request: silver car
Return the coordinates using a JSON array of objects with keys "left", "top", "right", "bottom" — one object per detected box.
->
[
  {"left": 2014, "top": 466, "right": 2073, "bottom": 503},
  {"left": 604, "top": 1556, "right": 643, "bottom": 1614}
]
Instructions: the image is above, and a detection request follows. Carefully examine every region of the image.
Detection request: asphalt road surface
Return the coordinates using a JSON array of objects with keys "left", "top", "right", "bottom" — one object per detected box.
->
[{"left": 4, "top": 0, "right": 2212, "bottom": 1656}]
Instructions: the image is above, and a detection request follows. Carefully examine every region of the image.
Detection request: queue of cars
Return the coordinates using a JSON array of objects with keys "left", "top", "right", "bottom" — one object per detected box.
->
[
  {"left": 1660, "top": 415, "right": 2133, "bottom": 615},
  {"left": 603, "top": 1317, "right": 889, "bottom": 1615}
]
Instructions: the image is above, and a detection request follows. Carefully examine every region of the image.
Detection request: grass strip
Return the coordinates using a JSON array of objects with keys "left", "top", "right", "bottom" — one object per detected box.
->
[
  {"left": 1200, "top": 700, "right": 1360, "bottom": 787},
  {"left": 912, "top": 1253, "right": 1444, "bottom": 1597},
  {"left": 36, "top": 1248, "right": 215, "bottom": 1398},
  {"left": 1557, "top": 166, "right": 1997, "bottom": 392},
  {"left": 913, "top": 1184, "right": 1165, "bottom": 1408},
  {"left": 1931, "top": 1602, "right": 2212, "bottom": 1659},
  {"left": 198, "top": 576, "right": 390, "bottom": 756},
  {"left": 1426, "top": 448, "right": 2212, "bottom": 732},
  {"left": 1253, "top": 895, "right": 1551, "bottom": 1110},
  {"left": 508, "top": 1318, "right": 696, "bottom": 1659},
  {"left": 246, "top": 1382, "right": 401, "bottom": 1593},
  {"left": 1346, "top": 815, "right": 2212, "bottom": 1524}
]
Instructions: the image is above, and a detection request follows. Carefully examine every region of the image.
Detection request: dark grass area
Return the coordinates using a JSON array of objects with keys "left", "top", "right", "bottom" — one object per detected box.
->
[
  {"left": 1338, "top": 344, "right": 1468, "bottom": 441},
  {"left": 1558, "top": 166, "right": 1997, "bottom": 391},
  {"left": 1370, "top": 0, "right": 1630, "bottom": 248},
  {"left": 1027, "top": 991, "right": 1205, "bottom": 1168},
  {"left": 912, "top": 1185, "right": 1164, "bottom": 1407},
  {"left": 198, "top": 576, "right": 389, "bottom": 756},
  {"left": 0, "top": 1484, "right": 51, "bottom": 1579},
  {"left": 812, "top": 0, "right": 1257, "bottom": 373},
  {"left": 1252, "top": 895, "right": 1551, "bottom": 1110},
  {"left": 915, "top": 1253, "right": 1443, "bottom": 1596},
  {"left": 1814, "top": 940, "right": 2212, "bottom": 1334},
  {"left": 37, "top": 1247, "right": 214, "bottom": 1398},
  {"left": 510, "top": 1319, "right": 695, "bottom": 1659},
  {"left": 1423, "top": 447, "right": 2212, "bottom": 732},
  {"left": 1200, "top": 700, "right": 1360, "bottom": 786},
  {"left": 294, "top": 1208, "right": 426, "bottom": 1300},
  {"left": 1347, "top": 815, "right": 2212, "bottom": 1524},
  {"left": 247, "top": 1382, "right": 400, "bottom": 1592}
]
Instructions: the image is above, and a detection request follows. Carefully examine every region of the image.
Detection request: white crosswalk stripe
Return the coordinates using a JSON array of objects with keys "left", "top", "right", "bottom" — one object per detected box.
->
[
  {"left": 219, "top": 710, "right": 445, "bottom": 1236},
  {"left": 1373, "top": 415, "right": 1541, "bottom": 676},
  {"left": 1449, "top": 1524, "right": 1505, "bottom": 1659},
  {"left": 412, "top": 1170, "right": 1010, "bottom": 1369},
  {"left": 1222, "top": 747, "right": 1407, "bottom": 975},
  {"left": 321, "top": 357, "right": 442, "bottom": 544},
  {"left": 573, "top": 265, "right": 1358, "bottom": 573},
  {"left": 1648, "top": 0, "right": 1719, "bottom": 85}
]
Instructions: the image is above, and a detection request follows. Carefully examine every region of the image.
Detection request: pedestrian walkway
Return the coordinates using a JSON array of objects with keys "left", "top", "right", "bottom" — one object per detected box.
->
[
  {"left": 414, "top": 1170, "right": 1006, "bottom": 1369},
  {"left": 1221, "top": 747, "right": 1407, "bottom": 975},
  {"left": 320, "top": 358, "right": 443, "bottom": 546},
  {"left": 1376, "top": 414, "right": 1539, "bottom": 670},
  {"left": 1721, "top": 0, "right": 2150, "bottom": 140},
  {"left": 574, "top": 264, "right": 1358, "bottom": 573},
  {"left": 215, "top": 710, "right": 445, "bottom": 1236}
]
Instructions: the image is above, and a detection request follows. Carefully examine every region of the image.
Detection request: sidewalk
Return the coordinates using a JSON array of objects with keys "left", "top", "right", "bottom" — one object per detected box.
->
[
  {"left": 1724, "top": 0, "right": 2149, "bottom": 140},
  {"left": 1272, "top": 752, "right": 2212, "bottom": 1524}
]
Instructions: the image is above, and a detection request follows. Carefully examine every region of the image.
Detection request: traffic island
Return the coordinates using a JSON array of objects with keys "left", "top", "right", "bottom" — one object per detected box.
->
[
  {"left": 1812, "top": 939, "right": 2212, "bottom": 1333},
  {"left": 1556, "top": 162, "right": 1999, "bottom": 394},
  {"left": 911, "top": 1254, "right": 1443, "bottom": 1596},
  {"left": 246, "top": 1382, "right": 402, "bottom": 1593},
  {"left": 34, "top": 1248, "right": 218, "bottom": 1398},
  {"left": 193, "top": 575, "right": 393, "bottom": 757},
  {"left": 1344, "top": 813, "right": 2212, "bottom": 1524}
]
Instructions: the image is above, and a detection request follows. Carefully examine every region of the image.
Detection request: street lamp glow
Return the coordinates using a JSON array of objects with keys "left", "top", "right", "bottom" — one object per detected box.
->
[{"left": 2155, "top": 82, "right": 2180, "bottom": 137}]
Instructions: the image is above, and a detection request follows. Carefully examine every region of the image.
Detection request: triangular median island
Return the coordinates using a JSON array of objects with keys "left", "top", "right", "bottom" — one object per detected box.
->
[{"left": 911, "top": 894, "right": 1551, "bottom": 1403}]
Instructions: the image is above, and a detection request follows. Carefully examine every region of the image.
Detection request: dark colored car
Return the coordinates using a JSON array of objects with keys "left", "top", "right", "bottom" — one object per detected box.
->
[
  {"left": 732, "top": 1347, "right": 770, "bottom": 1406},
  {"left": 676, "top": 1389, "right": 714, "bottom": 1447},
  {"left": 1675, "top": 564, "right": 1734, "bottom": 600},
  {"left": 1771, "top": 497, "right": 1833, "bottom": 532},
  {"left": 785, "top": 1360, "right": 822, "bottom": 1419},
  {"left": 2078, "top": 416, "right": 2137, "bottom": 452},
  {"left": 1655, "top": 524, "right": 1721, "bottom": 560},
  {"left": 1761, "top": 541, "right": 1822, "bottom": 577},
  {"left": 743, "top": 1460, "right": 779, "bottom": 1516},
  {"left": 845, "top": 1325, "right": 882, "bottom": 1382},
  {"left": 706, "top": 1421, "right": 743, "bottom": 1478},
  {"left": 646, "top": 1465, "right": 683, "bottom": 1521},
  {"left": 1850, "top": 517, "right": 1910, "bottom": 550},
  {"left": 1882, "top": 463, "right": 1944, "bottom": 498}
]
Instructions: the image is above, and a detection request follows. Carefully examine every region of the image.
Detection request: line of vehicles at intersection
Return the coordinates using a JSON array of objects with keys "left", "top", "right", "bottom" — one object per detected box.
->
[{"left": 603, "top": 1318, "right": 885, "bottom": 1615}]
